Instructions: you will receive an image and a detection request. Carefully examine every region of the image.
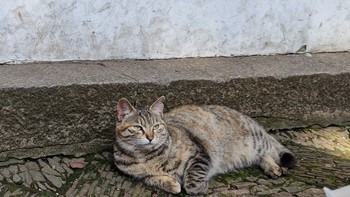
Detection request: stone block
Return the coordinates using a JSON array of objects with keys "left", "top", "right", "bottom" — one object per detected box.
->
[{"left": 0, "top": 53, "right": 349, "bottom": 160}]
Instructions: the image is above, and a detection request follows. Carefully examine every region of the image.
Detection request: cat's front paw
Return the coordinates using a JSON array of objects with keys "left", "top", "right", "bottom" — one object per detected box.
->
[
  {"left": 143, "top": 175, "right": 181, "bottom": 194},
  {"left": 184, "top": 181, "right": 208, "bottom": 195},
  {"left": 163, "top": 179, "right": 181, "bottom": 194}
]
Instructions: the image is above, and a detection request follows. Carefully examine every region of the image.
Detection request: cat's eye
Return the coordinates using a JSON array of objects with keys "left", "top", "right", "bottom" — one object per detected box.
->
[
  {"left": 126, "top": 126, "right": 143, "bottom": 134},
  {"left": 133, "top": 125, "right": 143, "bottom": 131},
  {"left": 153, "top": 124, "right": 163, "bottom": 132},
  {"left": 153, "top": 124, "right": 160, "bottom": 129}
]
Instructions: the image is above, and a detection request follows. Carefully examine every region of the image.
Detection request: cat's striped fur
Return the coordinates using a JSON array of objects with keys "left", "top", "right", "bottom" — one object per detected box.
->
[{"left": 114, "top": 96, "right": 296, "bottom": 195}]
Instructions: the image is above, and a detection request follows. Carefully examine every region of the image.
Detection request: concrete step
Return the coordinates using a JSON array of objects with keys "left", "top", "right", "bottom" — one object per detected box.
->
[{"left": 0, "top": 52, "right": 349, "bottom": 160}]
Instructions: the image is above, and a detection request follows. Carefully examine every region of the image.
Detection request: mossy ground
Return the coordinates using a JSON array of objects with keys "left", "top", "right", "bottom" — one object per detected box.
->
[{"left": 1, "top": 127, "right": 350, "bottom": 196}]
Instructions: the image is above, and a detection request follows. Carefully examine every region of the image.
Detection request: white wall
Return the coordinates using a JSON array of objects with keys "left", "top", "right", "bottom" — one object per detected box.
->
[{"left": 0, "top": 0, "right": 349, "bottom": 63}]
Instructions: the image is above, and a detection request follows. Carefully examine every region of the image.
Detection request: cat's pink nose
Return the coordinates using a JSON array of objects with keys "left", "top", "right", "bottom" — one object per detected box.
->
[{"left": 146, "top": 135, "right": 154, "bottom": 142}]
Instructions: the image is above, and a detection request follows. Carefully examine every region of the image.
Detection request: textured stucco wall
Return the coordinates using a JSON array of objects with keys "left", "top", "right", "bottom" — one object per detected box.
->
[{"left": 0, "top": 0, "right": 349, "bottom": 63}]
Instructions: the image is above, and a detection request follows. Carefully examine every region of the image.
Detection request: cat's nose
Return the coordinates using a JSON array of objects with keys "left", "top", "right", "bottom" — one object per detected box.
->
[{"left": 146, "top": 135, "right": 154, "bottom": 142}]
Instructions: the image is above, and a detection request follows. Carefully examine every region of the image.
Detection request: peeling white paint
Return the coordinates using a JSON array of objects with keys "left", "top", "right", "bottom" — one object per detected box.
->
[{"left": 0, "top": 0, "right": 349, "bottom": 63}]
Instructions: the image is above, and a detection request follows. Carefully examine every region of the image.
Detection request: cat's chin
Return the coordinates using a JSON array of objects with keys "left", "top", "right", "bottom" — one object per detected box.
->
[
  {"left": 138, "top": 141, "right": 156, "bottom": 148},
  {"left": 139, "top": 141, "right": 164, "bottom": 150}
]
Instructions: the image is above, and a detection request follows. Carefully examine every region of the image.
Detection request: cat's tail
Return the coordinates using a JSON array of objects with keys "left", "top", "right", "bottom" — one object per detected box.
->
[{"left": 278, "top": 147, "right": 297, "bottom": 168}]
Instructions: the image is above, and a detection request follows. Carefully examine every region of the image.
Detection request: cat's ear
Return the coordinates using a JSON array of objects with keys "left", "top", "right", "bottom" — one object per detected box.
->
[
  {"left": 149, "top": 96, "right": 165, "bottom": 117},
  {"left": 116, "top": 98, "right": 136, "bottom": 121}
]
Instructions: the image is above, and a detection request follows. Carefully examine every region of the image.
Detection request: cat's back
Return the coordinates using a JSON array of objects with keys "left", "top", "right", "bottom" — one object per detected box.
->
[{"left": 165, "top": 105, "right": 251, "bottom": 141}]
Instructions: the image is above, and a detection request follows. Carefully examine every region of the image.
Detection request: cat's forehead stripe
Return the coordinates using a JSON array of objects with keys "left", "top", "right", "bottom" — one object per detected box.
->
[
  {"left": 137, "top": 110, "right": 158, "bottom": 126},
  {"left": 138, "top": 113, "right": 147, "bottom": 125}
]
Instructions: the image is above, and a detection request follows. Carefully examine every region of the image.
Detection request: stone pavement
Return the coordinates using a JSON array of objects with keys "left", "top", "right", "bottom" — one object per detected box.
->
[{"left": 0, "top": 126, "right": 349, "bottom": 197}]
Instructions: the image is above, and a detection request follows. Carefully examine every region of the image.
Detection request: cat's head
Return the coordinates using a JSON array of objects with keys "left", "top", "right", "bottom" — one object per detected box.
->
[{"left": 115, "top": 96, "right": 169, "bottom": 150}]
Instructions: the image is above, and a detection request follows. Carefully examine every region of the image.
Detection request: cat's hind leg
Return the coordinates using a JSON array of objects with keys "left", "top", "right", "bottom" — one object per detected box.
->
[{"left": 259, "top": 154, "right": 287, "bottom": 179}]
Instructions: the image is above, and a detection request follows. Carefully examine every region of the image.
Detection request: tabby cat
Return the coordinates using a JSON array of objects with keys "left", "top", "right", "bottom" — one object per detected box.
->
[{"left": 113, "top": 96, "right": 296, "bottom": 195}]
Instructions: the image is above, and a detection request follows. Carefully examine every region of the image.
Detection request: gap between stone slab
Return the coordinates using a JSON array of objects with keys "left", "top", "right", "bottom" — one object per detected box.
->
[{"left": 0, "top": 139, "right": 114, "bottom": 162}]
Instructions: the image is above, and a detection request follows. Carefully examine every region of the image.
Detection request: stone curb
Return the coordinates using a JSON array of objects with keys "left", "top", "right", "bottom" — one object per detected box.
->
[{"left": 1, "top": 53, "right": 349, "bottom": 160}]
